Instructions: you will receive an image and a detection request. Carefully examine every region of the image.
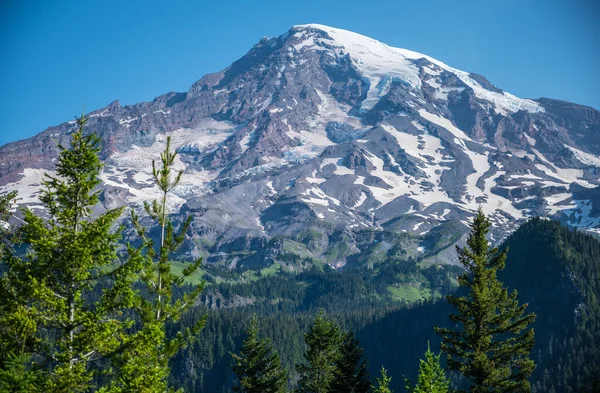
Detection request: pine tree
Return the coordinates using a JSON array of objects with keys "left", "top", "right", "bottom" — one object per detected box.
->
[
  {"left": 330, "top": 332, "right": 371, "bottom": 393},
  {"left": 435, "top": 208, "right": 536, "bottom": 393},
  {"left": 231, "top": 316, "right": 288, "bottom": 393},
  {"left": 405, "top": 342, "right": 449, "bottom": 393},
  {"left": 0, "top": 115, "right": 141, "bottom": 392},
  {"left": 372, "top": 367, "right": 393, "bottom": 393},
  {"left": 295, "top": 311, "right": 343, "bottom": 393},
  {"left": 106, "top": 135, "right": 205, "bottom": 392}
]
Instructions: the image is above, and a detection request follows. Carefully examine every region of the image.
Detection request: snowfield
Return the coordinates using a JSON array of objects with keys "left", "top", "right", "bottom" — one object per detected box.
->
[{"left": 295, "top": 24, "right": 545, "bottom": 116}]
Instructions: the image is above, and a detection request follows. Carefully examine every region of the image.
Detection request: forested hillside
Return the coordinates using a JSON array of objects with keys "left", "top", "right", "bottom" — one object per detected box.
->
[
  {"left": 501, "top": 218, "right": 600, "bottom": 392},
  {"left": 169, "top": 218, "right": 600, "bottom": 393}
]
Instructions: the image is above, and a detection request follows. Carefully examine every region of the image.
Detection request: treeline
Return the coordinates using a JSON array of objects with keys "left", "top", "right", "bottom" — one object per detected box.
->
[
  {"left": 227, "top": 310, "right": 448, "bottom": 393},
  {"left": 211, "top": 209, "right": 537, "bottom": 393},
  {"left": 178, "top": 217, "right": 600, "bottom": 393},
  {"left": 200, "top": 260, "right": 461, "bottom": 314}
]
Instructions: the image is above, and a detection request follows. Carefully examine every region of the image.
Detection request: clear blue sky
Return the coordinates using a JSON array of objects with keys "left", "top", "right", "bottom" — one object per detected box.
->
[{"left": 1, "top": 0, "right": 598, "bottom": 146}]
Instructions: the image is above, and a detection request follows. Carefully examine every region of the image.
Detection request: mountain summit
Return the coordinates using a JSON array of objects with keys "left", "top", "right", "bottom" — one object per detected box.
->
[{"left": 2, "top": 24, "right": 600, "bottom": 267}]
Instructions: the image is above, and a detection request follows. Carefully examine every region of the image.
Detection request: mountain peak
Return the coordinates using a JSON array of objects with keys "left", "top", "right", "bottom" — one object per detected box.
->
[
  {"left": 287, "top": 24, "right": 543, "bottom": 115},
  {"left": 2, "top": 24, "right": 600, "bottom": 269}
]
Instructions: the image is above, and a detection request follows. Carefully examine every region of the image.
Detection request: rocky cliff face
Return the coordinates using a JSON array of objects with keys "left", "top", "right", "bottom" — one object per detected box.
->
[{"left": 2, "top": 24, "right": 599, "bottom": 268}]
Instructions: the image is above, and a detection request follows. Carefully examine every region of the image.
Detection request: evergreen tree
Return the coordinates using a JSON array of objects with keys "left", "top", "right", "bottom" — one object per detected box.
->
[
  {"left": 0, "top": 190, "right": 16, "bottom": 233},
  {"left": 435, "top": 208, "right": 536, "bottom": 393},
  {"left": 330, "top": 332, "right": 371, "bottom": 393},
  {"left": 0, "top": 190, "right": 42, "bottom": 392},
  {"left": 107, "top": 135, "right": 205, "bottom": 392},
  {"left": 231, "top": 316, "right": 288, "bottom": 393},
  {"left": 0, "top": 353, "right": 43, "bottom": 392},
  {"left": 295, "top": 311, "right": 343, "bottom": 393},
  {"left": 0, "top": 189, "right": 17, "bottom": 264},
  {"left": 372, "top": 367, "right": 393, "bottom": 393},
  {"left": 404, "top": 342, "right": 449, "bottom": 393},
  {"left": 0, "top": 115, "right": 141, "bottom": 392}
]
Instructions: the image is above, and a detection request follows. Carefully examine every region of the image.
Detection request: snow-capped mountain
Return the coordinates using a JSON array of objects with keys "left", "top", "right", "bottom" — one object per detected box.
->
[{"left": 2, "top": 24, "right": 600, "bottom": 267}]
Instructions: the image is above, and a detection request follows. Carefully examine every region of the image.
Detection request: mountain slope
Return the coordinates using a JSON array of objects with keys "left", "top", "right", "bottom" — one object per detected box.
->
[
  {"left": 499, "top": 218, "right": 600, "bottom": 392},
  {"left": 169, "top": 218, "right": 600, "bottom": 393},
  {"left": 1, "top": 24, "right": 600, "bottom": 268}
]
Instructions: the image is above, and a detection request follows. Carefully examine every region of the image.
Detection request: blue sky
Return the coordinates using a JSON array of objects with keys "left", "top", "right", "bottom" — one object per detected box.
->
[{"left": 0, "top": 0, "right": 598, "bottom": 146}]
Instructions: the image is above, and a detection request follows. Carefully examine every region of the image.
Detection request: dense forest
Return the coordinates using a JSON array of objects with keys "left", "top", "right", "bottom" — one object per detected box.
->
[
  {"left": 1, "top": 121, "right": 599, "bottom": 392},
  {"left": 168, "top": 218, "right": 600, "bottom": 393}
]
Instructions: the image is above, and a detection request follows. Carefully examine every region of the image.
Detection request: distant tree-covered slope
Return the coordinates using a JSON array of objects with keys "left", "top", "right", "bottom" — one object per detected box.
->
[
  {"left": 500, "top": 218, "right": 600, "bottom": 393},
  {"left": 170, "top": 218, "right": 600, "bottom": 393},
  {"left": 358, "top": 218, "right": 600, "bottom": 393}
]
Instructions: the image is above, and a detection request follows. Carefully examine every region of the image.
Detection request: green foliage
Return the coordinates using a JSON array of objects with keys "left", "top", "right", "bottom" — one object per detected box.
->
[
  {"left": 293, "top": 311, "right": 370, "bottom": 393},
  {"left": 150, "top": 218, "right": 600, "bottom": 393},
  {"left": 0, "top": 352, "right": 43, "bottom": 392},
  {"left": 435, "top": 208, "right": 536, "bottom": 393},
  {"left": 107, "top": 136, "right": 206, "bottom": 392},
  {"left": 372, "top": 367, "right": 393, "bottom": 393},
  {"left": 0, "top": 190, "right": 17, "bottom": 228},
  {"left": 295, "top": 311, "right": 343, "bottom": 393},
  {"left": 500, "top": 218, "right": 600, "bottom": 393},
  {"left": 330, "top": 331, "right": 371, "bottom": 393},
  {"left": 0, "top": 115, "right": 141, "bottom": 392},
  {"left": 231, "top": 316, "right": 288, "bottom": 393},
  {"left": 404, "top": 342, "right": 449, "bottom": 393},
  {"left": 166, "top": 259, "right": 459, "bottom": 392},
  {"left": 0, "top": 190, "right": 27, "bottom": 378}
]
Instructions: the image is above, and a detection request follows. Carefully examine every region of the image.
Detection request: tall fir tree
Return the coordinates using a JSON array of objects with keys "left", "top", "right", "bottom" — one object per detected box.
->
[
  {"left": 231, "top": 316, "right": 288, "bottom": 393},
  {"left": 0, "top": 115, "right": 141, "bottom": 392},
  {"left": 330, "top": 332, "right": 371, "bottom": 393},
  {"left": 404, "top": 343, "right": 449, "bottom": 393},
  {"left": 435, "top": 208, "right": 536, "bottom": 393},
  {"left": 295, "top": 311, "right": 343, "bottom": 393},
  {"left": 106, "top": 135, "right": 205, "bottom": 392},
  {"left": 372, "top": 367, "right": 393, "bottom": 393}
]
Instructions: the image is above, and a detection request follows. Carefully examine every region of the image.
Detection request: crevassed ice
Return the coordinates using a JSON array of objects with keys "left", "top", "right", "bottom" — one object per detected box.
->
[{"left": 293, "top": 24, "right": 545, "bottom": 115}]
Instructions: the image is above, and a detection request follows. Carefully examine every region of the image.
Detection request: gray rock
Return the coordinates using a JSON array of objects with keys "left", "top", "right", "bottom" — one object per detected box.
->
[{"left": 2, "top": 24, "right": 599, "bottom": 269}]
